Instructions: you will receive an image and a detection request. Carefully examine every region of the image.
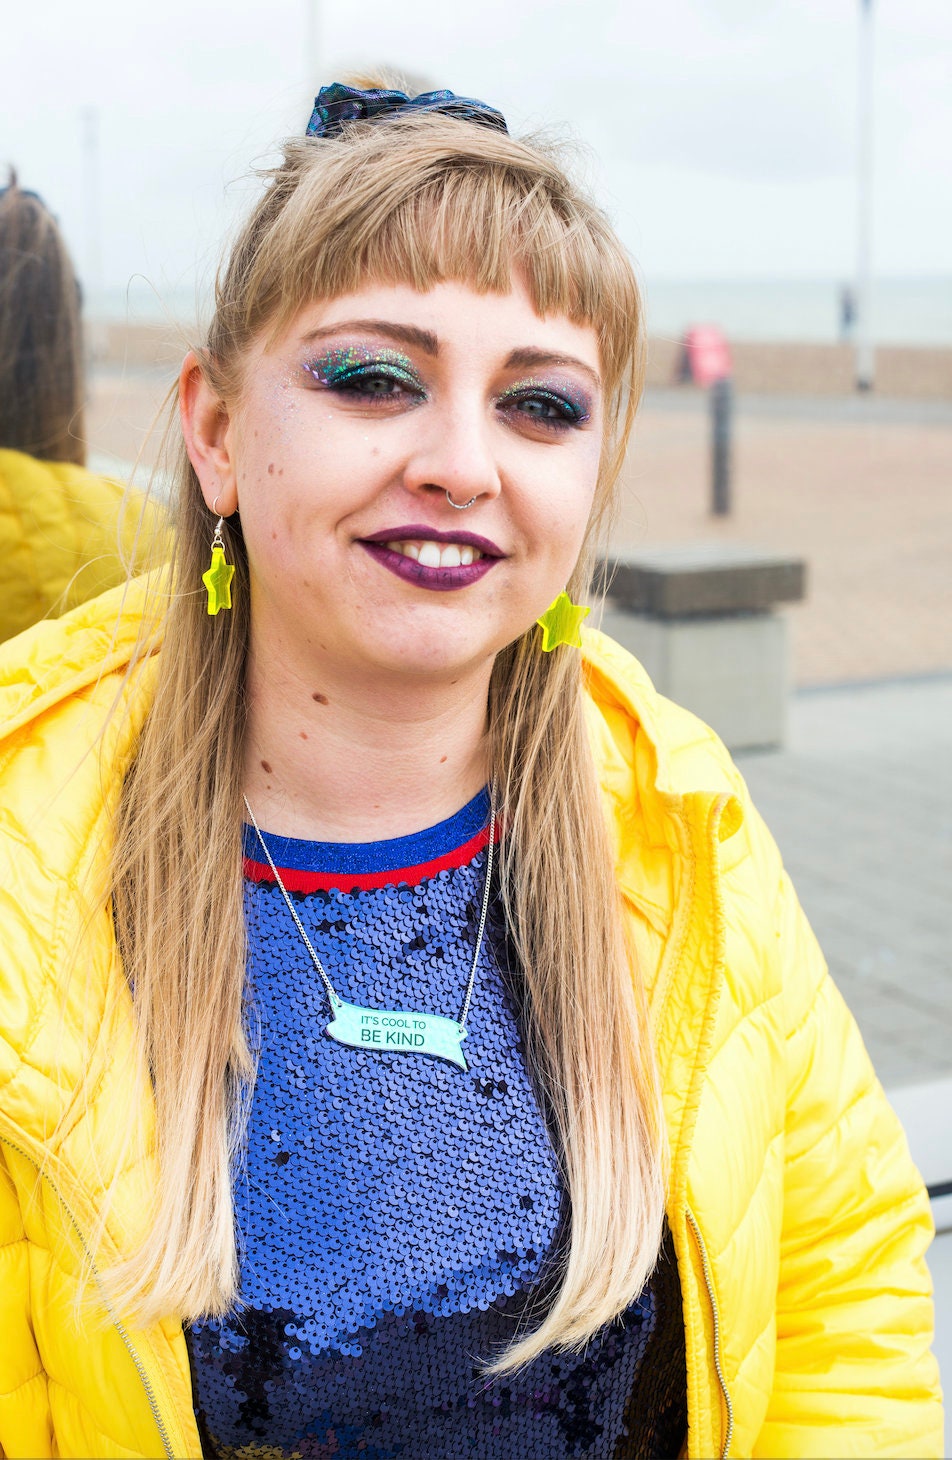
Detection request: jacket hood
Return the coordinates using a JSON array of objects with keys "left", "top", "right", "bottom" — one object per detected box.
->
[{"left": 583, "top": 625, "right": 745, "bottom": 824}]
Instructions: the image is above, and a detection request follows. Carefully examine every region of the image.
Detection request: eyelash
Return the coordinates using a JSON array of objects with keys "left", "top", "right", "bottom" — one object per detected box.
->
[
  {"left": 497, "top": 387, "right": 590, "bottom": 430},
  {"left": 304, "top": 361, "right": 423, "bottom": 398},
  {"left": 303, "top": 357, "right": 591, "bottom": 429}
]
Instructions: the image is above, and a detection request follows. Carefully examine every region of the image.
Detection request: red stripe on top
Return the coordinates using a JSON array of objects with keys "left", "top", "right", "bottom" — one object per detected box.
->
[{"left": 244, "top": 821, "right": 501, "bottom": 893}]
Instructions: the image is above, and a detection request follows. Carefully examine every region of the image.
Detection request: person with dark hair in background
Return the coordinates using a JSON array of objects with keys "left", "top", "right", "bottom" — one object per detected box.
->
[{"left": 0, "top": 174, "right": 166, "bottom": 642}]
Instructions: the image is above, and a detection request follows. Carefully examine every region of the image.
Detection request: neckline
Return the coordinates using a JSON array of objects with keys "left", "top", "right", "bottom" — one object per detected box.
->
[{"left": 243, "top": 787, "right": 494, "bottom": 892}]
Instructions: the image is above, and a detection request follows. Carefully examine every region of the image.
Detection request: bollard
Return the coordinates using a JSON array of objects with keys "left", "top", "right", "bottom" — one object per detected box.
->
[
  {"left": 711, "top": 377, "right": 732, "bottom": 516},
  {"left": 597, "top": 545, "right": 807, "bottom": 751}
]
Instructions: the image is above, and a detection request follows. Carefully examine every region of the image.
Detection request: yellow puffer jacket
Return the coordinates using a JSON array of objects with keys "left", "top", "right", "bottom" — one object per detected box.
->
[
  {"left": 0, "top": 578, "right": 943, "bottom": 1459},
  {"left": 0, "top": 447, "right": 167, "bottom": 643}
]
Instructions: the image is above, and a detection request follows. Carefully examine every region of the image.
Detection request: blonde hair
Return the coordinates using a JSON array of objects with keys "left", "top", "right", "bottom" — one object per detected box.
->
[{"left": 109, "top": 105, "right": 665, "bottom": 1373}]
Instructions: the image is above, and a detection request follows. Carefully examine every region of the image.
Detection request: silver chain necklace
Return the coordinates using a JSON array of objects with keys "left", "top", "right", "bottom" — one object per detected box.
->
[{"left": 243, "top": 789, "right": 496, "bottom": 1072}]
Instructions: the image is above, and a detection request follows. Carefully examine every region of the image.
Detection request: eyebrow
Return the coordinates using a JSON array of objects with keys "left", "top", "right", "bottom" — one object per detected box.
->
[
  {"left": 297, "top": 322, "right": 601, "bottom": 389},
  {"left": 503, "top": 347, "right": 601, "bottom": 390},
  {"left": 298, "top": 319, "right": 439, "bottom": 355}
]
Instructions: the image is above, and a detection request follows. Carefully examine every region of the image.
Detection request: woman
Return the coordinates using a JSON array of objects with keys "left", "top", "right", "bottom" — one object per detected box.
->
[
  {"left": 0, "top": 175, "right": 166, "bottom": 642},
  {"left": 0, "top": 84, "right": 942, "bottom": 1459}
]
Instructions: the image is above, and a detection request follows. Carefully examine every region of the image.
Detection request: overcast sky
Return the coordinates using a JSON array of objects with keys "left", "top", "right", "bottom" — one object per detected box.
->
[{"left": 2, "top": 0, "right": 950, "bottom": 311}]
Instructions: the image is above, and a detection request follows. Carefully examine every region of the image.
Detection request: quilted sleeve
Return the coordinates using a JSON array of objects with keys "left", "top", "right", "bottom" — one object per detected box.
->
[
  {"left": 0, "top": 1143, "right": 53, "bottom": 1457},
  {"left": 753, "top": 829, "right": 944, "bottom": 1457}
]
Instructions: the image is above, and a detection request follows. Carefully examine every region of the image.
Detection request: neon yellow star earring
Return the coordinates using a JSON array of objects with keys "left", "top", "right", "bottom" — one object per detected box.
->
[
  {"left": 536, "top": 591, "right": 590, "bottom": 651},
  {"left": 202, "top": 505, "right": 235, "bottom": 615}
]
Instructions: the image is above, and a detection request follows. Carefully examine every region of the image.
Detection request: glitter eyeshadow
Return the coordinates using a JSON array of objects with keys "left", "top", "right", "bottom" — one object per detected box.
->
[
  {"left": 497, "top": 377, "right": 592, "bottom": 424},
  {"left": 303, "top": 344, "right": 420, "bottom": 388}
]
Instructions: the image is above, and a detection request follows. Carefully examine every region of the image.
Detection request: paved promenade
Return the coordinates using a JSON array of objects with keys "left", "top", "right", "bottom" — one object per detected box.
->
[
  {"left": 615, "top": 388, "right": 952, "bottom": 686},
  {"left": 736, "top": 674, "right": 952, "bottom": 1090}
]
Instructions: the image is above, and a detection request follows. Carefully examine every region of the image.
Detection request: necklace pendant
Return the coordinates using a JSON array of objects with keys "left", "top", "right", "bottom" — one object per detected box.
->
[{"left": 326, "top": 997, "right": 468, "bottom": 1071}]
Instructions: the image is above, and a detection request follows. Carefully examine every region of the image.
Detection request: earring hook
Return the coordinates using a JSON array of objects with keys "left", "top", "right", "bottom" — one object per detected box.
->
[{"left": 211, "top": 493, "right": 225, "bottom": 548}]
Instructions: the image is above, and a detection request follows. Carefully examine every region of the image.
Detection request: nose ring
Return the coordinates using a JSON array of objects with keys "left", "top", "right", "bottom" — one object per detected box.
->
[{"left": 446, "top": 491, "right": 477, "bottom": 510}]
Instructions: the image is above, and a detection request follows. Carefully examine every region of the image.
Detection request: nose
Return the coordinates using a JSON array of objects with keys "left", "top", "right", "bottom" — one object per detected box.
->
[{"left": 401, "top": 398, "right": 502, "bottom": 509}]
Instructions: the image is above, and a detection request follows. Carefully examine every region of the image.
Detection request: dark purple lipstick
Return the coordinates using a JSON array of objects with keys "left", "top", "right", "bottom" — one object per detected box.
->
[
  {"left": 360, "top": 524, "right": 504, "bottom": 557},
  {"left": 358, "top": 524, "right": 505, "bottom": 593}
]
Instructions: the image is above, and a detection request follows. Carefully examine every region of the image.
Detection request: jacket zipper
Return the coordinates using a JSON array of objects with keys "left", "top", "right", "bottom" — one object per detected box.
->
[
  {"left": 686, "top": 1206, "right": 734, "bottom": 1460},
  {"left": 0, "top": 1134, "right": 176, "bottom": 1460}
]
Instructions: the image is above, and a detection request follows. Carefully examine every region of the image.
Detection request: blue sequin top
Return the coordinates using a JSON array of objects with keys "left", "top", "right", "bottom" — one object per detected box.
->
[{"left": 186, "top": 790, "right": 686, "bottom": 1459}]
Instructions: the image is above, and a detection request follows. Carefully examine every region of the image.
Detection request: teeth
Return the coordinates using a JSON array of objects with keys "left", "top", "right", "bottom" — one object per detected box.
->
[{"left": 384, "top": 539, "right": 484, "bottom": 569}]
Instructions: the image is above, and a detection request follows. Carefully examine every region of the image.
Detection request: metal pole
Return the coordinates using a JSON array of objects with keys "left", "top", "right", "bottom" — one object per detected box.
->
[
  {"left": 855, "top": 0, "right": 875, "bottom": 391},
  {"left": 711, "top": 377, "right": 732, "bottom": 516}
]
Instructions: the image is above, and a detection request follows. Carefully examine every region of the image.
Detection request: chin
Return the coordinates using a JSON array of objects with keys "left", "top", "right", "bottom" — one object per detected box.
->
[{"left": 362, "top": 631, "right": 501, "bottom": 682}]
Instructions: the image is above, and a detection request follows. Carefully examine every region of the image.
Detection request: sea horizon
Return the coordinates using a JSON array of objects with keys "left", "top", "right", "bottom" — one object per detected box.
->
[{"left": 85, "top": 274, "right": 952, "bottom": 349}]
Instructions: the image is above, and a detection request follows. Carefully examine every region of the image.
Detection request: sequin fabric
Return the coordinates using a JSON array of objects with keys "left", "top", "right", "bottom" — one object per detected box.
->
[{"left": 186, "top": 790, "right": 687, "bottom": 1458}]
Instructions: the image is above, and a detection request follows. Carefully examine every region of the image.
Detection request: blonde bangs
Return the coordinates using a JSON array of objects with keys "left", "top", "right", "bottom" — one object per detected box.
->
[{"left": 213, "top": 116, "right": 642, "bottom": 411}]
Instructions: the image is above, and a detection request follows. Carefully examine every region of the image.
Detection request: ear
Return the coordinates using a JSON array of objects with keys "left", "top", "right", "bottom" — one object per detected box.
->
[{"left": 179, "top": 350, "right": 239, "bottom": 516}]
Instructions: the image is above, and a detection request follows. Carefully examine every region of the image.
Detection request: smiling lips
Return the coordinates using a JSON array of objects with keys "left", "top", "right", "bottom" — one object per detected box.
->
[{"left": 359, "top": 525, "right": 504, "bottom": 592}]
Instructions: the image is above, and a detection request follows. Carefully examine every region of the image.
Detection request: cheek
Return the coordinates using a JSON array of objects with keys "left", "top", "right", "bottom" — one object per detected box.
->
[
  {"left": 238, "top": 395, "right": 391, "bottom": 517},
  {"left": 236, "top": 447, "right": 365, "bottom": 584},
  {"left": 235, "top": 456, "right": 307, "bottom": 568},
  {"left": 526, "top": 450, "right": 599, "bottom": 548},
  {"left": 570, "top": 443, "right": 603, "bottom": 538},
  {"left": 240, "top": 501, "right": 296, "bottom": 585}
]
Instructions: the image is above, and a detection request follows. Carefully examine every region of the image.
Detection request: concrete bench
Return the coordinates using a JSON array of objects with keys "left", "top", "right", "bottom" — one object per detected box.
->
[{"left": 596, "top": 544, "right": 806, "bottom": 751}]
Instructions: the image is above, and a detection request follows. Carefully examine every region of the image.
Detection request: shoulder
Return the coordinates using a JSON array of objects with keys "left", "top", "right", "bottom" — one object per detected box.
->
[
  {"left": 582, "top": 625, "right": 782, "bottom": 922},
  {"left": 0, "top": 448, "right": 169, "bottom": 638},
  {"left": 581, "top": 624, "right": 748, "bottom": 805},
  {"left": 0, "top": 445, "right": 127, "bottom": 495},
  {"left": 0, "top": 446, "right": 73, "bottom": 499},
  {"left": 0, "top": 446, "right": 125, "bottom": 527}
]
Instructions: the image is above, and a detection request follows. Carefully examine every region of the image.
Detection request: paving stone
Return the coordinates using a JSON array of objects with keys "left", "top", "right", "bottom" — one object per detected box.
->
[{"left": 736, "top": 678, "right": 952, "bottom": 1089}]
